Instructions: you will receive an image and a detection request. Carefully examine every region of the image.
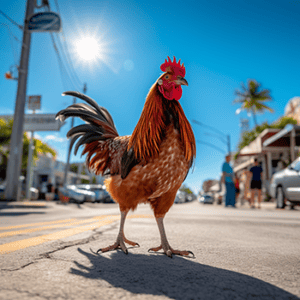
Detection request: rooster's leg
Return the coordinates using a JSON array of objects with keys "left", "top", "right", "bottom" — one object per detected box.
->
[
  {"left": 148, "top": 217, "right": 194, "bottom": 258},
  {"left": 97, "top": 210, "right": 139, "bottom": 255}
]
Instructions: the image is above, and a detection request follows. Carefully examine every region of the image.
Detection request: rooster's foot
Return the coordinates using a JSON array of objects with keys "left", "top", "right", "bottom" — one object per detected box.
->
[
  {"left": 148, "top": 245, "right": 194, "bottom": 258},
  {"left": 96, "top": 235, "right": 139, "bottom": 255}
]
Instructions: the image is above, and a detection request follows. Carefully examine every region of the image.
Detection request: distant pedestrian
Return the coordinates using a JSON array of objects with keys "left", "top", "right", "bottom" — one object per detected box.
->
[
  {"left": 45, "top": 180, "right": 55, "bottom": 201},
  {"left": 249, "top": 159, "right": 263, "bottom": 209},
  {"left": 54, "top": 184, "right": 59, "bottom": 200},
  {"left": 221, "top": 154, "right": 235, "bottom": 207},
  {"left": 234, "top": 174, "right": 240, "bottom": 203},
  {"left": 40, "top": 182, "right": 47, "bottom": 200},
  {"left": 47, "top": 180, "right": 54, "bottom": 194}
]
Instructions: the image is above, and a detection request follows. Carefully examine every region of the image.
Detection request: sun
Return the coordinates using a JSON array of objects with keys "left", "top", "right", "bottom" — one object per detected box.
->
[
  {"left": 72, "top": 29, "right": 118, "bottom": 73},
  {"left": 75, "top": 36, "right": 102, "bottom": 62}
]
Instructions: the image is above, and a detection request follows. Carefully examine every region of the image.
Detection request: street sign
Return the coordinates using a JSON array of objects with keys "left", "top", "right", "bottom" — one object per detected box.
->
[
  {"left": 24, "top": 114, "right": 64, "bottom": 131},
  {"left": 27, "top": 95, "right": 41, "bottom": 110},
  {"left": 28, "top": 12, "right": 61, "bottom": 32},
  {"left": 0, "top": 114, "right": 65, "bottom": 131}
]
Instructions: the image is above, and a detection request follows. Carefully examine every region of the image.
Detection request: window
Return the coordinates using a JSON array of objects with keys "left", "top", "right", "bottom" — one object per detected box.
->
[{"left": 293, "top": 161, "right": 300, "bottom": 172}]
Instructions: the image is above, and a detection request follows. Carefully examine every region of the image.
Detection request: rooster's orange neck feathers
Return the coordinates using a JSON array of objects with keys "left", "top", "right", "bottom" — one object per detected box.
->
[{"left": 128, "top": 83, "right": 196, "bottom": 164}]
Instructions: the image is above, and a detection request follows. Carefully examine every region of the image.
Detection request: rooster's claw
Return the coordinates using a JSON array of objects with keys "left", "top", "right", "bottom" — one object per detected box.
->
[{"left": 148, "top": 244, "right": 195, "bottom": 258}]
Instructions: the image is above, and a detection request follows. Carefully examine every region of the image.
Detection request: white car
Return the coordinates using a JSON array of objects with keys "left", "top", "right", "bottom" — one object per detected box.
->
[
  {"left": 269, "top": 157, "right": 300, "bottom": 209},
  {"left": 66, "top": 185, "right": 96, "bottom": 203}
]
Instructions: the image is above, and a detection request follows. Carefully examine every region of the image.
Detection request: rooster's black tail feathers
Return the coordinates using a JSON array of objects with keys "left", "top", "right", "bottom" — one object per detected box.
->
[{"left": 55, "top": 91, "right": 118, "bottom": 156}]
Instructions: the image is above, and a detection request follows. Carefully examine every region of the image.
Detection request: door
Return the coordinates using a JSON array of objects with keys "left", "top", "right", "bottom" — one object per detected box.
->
[{"left": 285, "top": 159, "right": 300, "bottom": 200}]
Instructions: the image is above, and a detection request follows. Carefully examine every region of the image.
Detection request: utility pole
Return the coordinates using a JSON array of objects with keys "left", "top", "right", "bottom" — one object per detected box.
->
[
  {"left": 5, "top": 0, "right": 35, "bottom": 201},
  {"left": 63, "top": 83, "right": 87, "bottom": 187}
]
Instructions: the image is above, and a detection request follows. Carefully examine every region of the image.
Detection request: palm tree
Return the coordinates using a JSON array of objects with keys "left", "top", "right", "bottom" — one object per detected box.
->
[{"left": 234, "top": 79, "right": 274, "bottom": 127}]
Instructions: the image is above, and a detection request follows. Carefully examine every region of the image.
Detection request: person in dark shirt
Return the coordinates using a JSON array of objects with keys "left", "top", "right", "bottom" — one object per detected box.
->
[
  {"left": 47, "top": 181, "right": 54, "bottom": 193},
  {"left": 249, "top": 159, "right": 263, "bottom": 209}
]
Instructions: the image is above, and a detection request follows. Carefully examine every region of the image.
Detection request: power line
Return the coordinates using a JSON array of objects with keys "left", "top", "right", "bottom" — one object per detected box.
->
[
  {"left": 50, "top": 33, "right": 79, "bottom": 90},
  {"left": 0, "top": 23, "right": 20, "bottom": 66},
  {"left": 0, "top": 9, "right": 23, "bottom": 30},
  {"left": 52, "top": 0, "right": 83, "bottom": 88},
  {"left": 197, "top": 140, "right": 226, "bottom": 154},
  {"left": 192, "top": 119, "right": 226, "bottom": 139},
  {"left": 54, "top": 33, "right": 82, "bottom": 89}
]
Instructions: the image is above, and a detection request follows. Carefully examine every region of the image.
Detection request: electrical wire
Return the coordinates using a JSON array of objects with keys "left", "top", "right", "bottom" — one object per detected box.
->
[
  {"left": 44, "top": 0, "right": 83, "bottom": 92},
  {"left": 0, "top": 9, "right": 23, "bottom": 30},
  {"left": 50, "top": 33, "right": 79, "bottom": 91},
  {"left": 54, "top": 32, "right": 82, "bottom": 89},
  {"left": 52, "top": 0, "right": 83, "bottom": 88},
  {"left": 0, "top": 22, "right": 20, "bottom": 66}
]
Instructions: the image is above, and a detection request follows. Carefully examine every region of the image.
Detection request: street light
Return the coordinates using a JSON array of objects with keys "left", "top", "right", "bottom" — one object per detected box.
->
[{"left": 192, "top": 119, "right": 231, "bottom": 155}]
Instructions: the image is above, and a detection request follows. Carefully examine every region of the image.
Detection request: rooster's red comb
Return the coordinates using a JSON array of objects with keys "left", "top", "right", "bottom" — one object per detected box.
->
[{"left": 160, "top": 56, "right": 186, "bottom": 77}]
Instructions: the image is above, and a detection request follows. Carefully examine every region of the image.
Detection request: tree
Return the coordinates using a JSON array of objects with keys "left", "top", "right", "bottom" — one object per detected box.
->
[
  {"left": 180, "top": 184, "right": 193, "bottom": 194},
  {"left": 0, "top": 118, "right": 56, "bottom": 179},
  {"left": 234, "top": 79, "right": 274, "bottom": 127}
]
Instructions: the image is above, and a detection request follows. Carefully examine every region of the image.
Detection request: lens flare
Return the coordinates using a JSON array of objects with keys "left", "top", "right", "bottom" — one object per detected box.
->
[{"left": 75, "top": 37, "right": 101, "bottom": 62}]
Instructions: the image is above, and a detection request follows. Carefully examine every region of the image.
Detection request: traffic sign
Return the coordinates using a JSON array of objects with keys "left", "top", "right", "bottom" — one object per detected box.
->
[
  {"left": 27, "top": 95, "right": 41, "bottom": 110},
  {"left": 0, "top": 114, "right": 65, "bottom": 131},
  {"left": 28, "top": 12, "right": 61, "bottom": 32}
]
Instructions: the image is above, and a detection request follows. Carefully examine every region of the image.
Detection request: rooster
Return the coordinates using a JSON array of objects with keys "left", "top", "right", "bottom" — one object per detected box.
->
[{"left": 56, "top": 57, "right": 196, "bottom": 257}]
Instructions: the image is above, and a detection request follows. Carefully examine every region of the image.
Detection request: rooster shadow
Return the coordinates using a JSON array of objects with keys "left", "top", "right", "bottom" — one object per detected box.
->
[{"left": 70, "top": 247, "right": 299, "bottom": 300}]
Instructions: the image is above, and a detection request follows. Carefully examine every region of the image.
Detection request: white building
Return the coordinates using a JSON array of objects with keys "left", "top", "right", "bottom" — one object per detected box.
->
[{"left": 32, "top": 153, "right": 104, "bottom": 190}]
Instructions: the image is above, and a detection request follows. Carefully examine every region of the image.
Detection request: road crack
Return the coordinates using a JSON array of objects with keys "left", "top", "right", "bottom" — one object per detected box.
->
[
  {"left": 0, "top": 287, "right": 54, "bottom": 300},
  {"left": 1, "top": 228, "right": 110, "bottom": 272}
]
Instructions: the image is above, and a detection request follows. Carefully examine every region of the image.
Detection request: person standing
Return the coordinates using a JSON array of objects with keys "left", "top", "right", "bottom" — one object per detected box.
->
[
  {"left": 234, "top": 174, "right": 240, "bottom": 204},
  {"left": 249, "top": 159, "right": 263, "bottom": 209},
  {"left": 221, "top": 154, "right": 235, "bottom": 207}
]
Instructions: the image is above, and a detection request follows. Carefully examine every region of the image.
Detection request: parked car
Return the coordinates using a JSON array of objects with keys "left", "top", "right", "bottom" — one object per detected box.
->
[
  {"left": 198, "top": 194, "right": 214, "bottom": 204},
  {"left": 76, "top": 184, "right": 114, "bottom": 203},
  {"left": 185, "top": 193, "right": 196, "bottom": 202},
  {"left": 0, "top": 183, "right": 39, "bottom": 200},
  {"left": 0, "top": 184, "right": 5, "bottom": 199},
  {"left": 214, "top": 184, "right": 225, "bottom": 205},
  {"left": 65, "top": 185, "right": 95, "bottom": 203},
  {"left": 69, "top": 185, "right": 96, "bottom": 203},
  {"left": 174, "top": 191, "right": 186, "bottom": 204},
  {"left": 29, "top": 187, "right": 39, "bottom": 200},
  {"left": 269, "top": 157, "right": 300, "bottom": 209}
]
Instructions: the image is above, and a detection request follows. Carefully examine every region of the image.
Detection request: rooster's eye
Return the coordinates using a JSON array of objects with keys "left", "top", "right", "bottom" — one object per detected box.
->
[{"left": 165, "top": 75, "right": 169, "bottom": 79}]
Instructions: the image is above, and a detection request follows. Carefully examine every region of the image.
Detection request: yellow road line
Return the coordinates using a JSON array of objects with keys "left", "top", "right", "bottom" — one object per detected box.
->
[
  {"left": 21, "top": 202, "right": 47, "bottom": 206},
  {"left": 0, "top": 219, "right": 77, "bottom": 231},
  {"left": 0, "top": 217, "right": 107, "bottom": 238},
  {"left": 0, "top": 216, "right": 119, "bottom": 255},
  {"left": 0, "top": 214, "right": 152, "bottom": 255}
]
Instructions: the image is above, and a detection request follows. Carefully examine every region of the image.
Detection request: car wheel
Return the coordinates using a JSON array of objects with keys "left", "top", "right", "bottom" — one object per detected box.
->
[{"left": 276, "top": 186, "right": 286, "bottom": 209}]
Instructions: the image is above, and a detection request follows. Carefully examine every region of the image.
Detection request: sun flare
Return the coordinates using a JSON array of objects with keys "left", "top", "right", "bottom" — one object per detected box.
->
[{"left": 75, "top": 37, "right": 101, "bottom": 62}]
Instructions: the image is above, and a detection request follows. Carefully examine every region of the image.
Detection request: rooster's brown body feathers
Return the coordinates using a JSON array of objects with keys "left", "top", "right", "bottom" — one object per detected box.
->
[{"left": 56, "top": 57, "right": 196, "bottom": 257}]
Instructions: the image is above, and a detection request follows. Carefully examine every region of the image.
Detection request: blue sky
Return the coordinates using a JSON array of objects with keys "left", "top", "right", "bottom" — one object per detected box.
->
[{"left": 1, "top": 0, "right": 300, "bottom": 193}]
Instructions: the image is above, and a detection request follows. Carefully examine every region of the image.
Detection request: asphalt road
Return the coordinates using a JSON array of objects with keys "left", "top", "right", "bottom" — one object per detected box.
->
[{"left": 0, "top": 200, "right": 299, "bottom": 300}]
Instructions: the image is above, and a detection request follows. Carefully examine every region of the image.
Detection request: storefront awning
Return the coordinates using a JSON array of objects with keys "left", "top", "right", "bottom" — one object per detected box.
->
[{"left": 263, "top": 124, "right": 300, "bottom": 147}]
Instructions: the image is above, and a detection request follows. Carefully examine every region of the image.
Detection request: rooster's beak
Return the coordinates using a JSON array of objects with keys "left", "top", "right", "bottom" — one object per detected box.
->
[{"left": 176, "top": 78, "right": 188, "bottom": 86}]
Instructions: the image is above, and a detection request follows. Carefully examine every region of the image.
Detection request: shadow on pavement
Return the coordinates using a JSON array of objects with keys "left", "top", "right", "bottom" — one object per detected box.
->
[
  {"left": 70, "top": 248, "right": 299, "bottom": 300},
  {"left": 0, "top": 212, "right": 45, "bottom": 216},
  {"left": 0, "top": 202, "right": 47, "bottom": 216}
]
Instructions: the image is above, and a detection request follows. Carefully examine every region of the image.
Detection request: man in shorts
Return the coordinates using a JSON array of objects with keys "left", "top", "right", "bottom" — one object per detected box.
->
[{"left": 249, "top": 159, "right": 263, "bottom": 209}]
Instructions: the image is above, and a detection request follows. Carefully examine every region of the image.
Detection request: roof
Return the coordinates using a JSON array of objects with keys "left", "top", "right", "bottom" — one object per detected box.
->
[
  {"left": 239, "top": 128, "right": 280, "bottom": 156},
  {"left": 263, "top": 124, "right": 300, "bottom": 147}
]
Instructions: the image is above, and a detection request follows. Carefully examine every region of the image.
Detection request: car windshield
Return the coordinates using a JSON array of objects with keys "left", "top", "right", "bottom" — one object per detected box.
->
[{"left": 289, "top": 158, "right": 300, "bottom": 170}]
